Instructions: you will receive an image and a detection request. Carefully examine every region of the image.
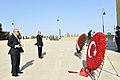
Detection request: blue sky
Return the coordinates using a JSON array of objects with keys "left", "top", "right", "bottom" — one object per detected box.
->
[{"left": 0, "top": 0, "right": 116, "bottom": 36}]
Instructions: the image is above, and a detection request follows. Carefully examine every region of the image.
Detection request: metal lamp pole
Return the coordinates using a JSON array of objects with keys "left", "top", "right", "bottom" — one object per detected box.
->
[
  {"left": 57, "top": 16, "right": 61, "bottom": 39},
  {"left": 102, "top": 8, "right": 106, "bottom": 34},
  {"left": 12, "top": 20, "right": 15, "bottom": 29}
]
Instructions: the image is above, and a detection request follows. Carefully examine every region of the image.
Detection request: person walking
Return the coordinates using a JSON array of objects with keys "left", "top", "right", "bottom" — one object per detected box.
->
[{"left": 7, "top": 28, "right": 24, "bottom": 77}]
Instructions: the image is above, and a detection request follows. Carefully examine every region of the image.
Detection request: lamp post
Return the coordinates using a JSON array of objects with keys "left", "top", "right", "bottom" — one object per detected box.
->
[
  {"left": 102, "top": 8, "right": 106, "bottom": 34},
  {"left": 12, "top": 20, "right": 15, "bottom": 29},
  {"left": 57, "top": 16, "right": 61, "bottom": 39}
]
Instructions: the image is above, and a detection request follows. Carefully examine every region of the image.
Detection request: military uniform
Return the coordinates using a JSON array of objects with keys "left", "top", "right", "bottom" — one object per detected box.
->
[{"left": 115, "top": 26, "right": 120, "bottom": 52}]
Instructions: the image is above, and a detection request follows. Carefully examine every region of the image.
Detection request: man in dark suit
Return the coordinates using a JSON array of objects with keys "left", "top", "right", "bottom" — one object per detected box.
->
[
  {"left": 36, "top": 31, "right": 43, "bottom": 59},
  {"left": 7, "top": 28, "right": 24, "bottom": 77}
]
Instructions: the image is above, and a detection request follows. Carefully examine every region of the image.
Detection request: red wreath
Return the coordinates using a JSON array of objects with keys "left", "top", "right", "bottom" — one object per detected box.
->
[
  {"left": 77, "top": 34, "right": 87, "bottom": 50},
  {"left": 86, "top": 32, "right": 106, "bottom": 71}
]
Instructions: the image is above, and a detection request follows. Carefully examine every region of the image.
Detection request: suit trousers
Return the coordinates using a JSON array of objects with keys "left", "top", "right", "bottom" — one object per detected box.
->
[
  {"left": 10, "top": 53, "right": 20, "bottom": 74},
  {"left": 38, "top": 46, "right": 42, "bottom": 58}
]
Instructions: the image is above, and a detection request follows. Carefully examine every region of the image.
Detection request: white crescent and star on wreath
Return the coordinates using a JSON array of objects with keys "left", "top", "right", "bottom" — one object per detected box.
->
[{"left": 88, "top": 41, "right": 97, "bottom": 58}]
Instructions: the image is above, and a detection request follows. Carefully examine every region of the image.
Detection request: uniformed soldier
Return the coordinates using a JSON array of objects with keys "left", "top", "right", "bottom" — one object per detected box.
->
[{"left": 115, "top": 26, "right": 120, "bottom": 52}]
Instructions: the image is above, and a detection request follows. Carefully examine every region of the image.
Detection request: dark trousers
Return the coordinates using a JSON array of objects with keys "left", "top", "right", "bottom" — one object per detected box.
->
[
  {"left": 117, "top": 46, "right": 120, "bottom": 52},
  {"left": 115, "top": 37, "right": 120, "bottom": 52},
  {"left": 38, "top": 46, "right": 42, "bottom": 58},
  {"left": 116, "top": 42, "right": 120, "bottom": 52},
  {"left": 10, "top": 53, "right": 20, "bottom": 74}
]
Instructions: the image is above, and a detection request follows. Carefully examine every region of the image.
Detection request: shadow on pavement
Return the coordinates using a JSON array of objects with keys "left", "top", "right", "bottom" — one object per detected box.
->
[
  {"left": 43, "top": 52, "right": 46, "bottom": 56},
  {"left": 74, "top": 52, "right": 82, "bottom": 59},
  {"left": 20, "top": 60, "right": 34, "bottom": 71},
  {"left": 42, "top": 52, "right": 46, "bottom": 58},
  {"left": 82, "top": 60, "right": 87, "bottom": 68}
]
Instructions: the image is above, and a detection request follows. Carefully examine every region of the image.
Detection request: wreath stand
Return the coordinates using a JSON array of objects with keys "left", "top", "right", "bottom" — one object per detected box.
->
[
  {"left": 90, "top": 53, "right": 120, "bottom": 80},
  {"left": 89, "top": 58, "right": 105, "bottom": 80}
]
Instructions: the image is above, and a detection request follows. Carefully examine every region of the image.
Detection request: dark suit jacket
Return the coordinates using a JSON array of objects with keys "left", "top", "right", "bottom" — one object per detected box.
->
[
  {"left": 7, "top": 34, "right": 24, "bottom": 55},
  {"left": 35, "top": 35, "right": 43, "bottom": 46}
]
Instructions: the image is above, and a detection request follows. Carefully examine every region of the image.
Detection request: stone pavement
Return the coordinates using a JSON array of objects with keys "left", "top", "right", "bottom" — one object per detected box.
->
[{"left": 0, "top": 39, "right": 120, "bottom": 80}]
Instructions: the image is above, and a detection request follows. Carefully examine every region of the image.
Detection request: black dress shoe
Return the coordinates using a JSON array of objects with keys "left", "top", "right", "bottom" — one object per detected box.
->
[
  {"left": 18, "top": 71, "right": 23, "bottom": 74},
  {"left": 40, "top": 57, "right": 44, "bottom": 59},
  {"left": 115, "top": 51, "right": 120, "bottom": 52},
  {"left": 39, "top": 56, "right": 44, "bottom": 59},
  {"left": 12, "top": 73, "right": 19, "bottom": 77}
]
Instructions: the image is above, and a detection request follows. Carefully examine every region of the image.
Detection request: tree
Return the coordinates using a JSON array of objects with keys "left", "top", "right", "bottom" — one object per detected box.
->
[
  {"left": 31, "top": 35, "right": 36, "bottom": 39},
  {"left": 0, "top": 23, "right": 2, "bottom": 31},
  {"left": 0, "top": 23, "right": 9, "bottom": 40}
]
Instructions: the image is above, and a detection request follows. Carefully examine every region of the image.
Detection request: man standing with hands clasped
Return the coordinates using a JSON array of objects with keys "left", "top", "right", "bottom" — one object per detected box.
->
[
  {"left": 35, "top": 31, "right": 43, "bottom": 59},
  {"left": 8, "top": 28, "right": 24, "bottom": 77}
]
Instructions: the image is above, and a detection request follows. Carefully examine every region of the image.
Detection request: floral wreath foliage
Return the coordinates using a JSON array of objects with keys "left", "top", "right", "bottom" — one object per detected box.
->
[
  {"left": 86, "top": 32, "right": 106, "bottom": 71},
  {"left": 77, "top": 34, "right": 87, "bottom": 51}
]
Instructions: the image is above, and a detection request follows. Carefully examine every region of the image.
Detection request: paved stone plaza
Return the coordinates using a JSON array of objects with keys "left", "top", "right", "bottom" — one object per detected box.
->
[{"left": 0, "top": 39, "right": 120, "bottom": 80}]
